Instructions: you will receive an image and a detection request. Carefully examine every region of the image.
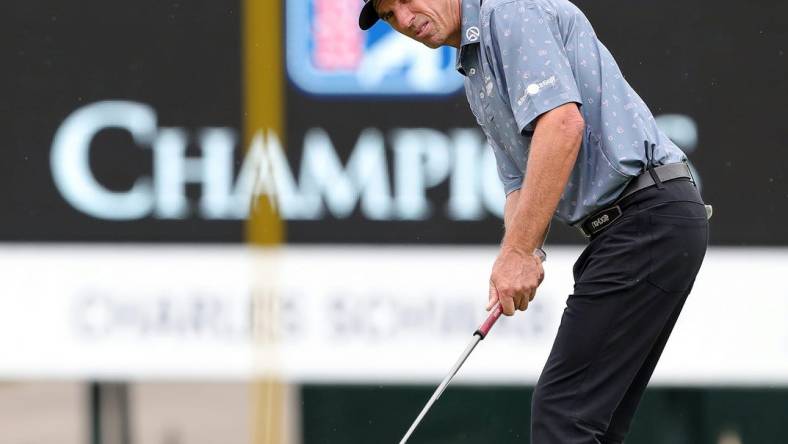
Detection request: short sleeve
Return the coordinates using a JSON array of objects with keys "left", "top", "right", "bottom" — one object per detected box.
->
[
  {"left": 488, "top": 2, "right": 582, "bottom": 133},
  {"left": 490, "top": 142, "right": 523, "bottom": 195}
]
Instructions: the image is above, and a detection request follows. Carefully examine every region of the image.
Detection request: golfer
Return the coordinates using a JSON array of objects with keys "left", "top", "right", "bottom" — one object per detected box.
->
[{"left": 360, "top": 0, "right": 709, "bottom": 442}]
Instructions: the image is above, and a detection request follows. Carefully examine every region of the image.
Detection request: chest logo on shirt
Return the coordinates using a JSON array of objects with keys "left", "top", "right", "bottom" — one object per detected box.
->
[
  {"left": 517, "top": 75, "right": 557, "bottom": 106},
  {"left": 466, "top": 27, "right": 480, "bottom": 42}
]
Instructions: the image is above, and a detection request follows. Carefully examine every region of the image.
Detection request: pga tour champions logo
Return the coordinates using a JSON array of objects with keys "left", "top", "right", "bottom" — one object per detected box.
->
[{"left": 286, "top": 0, "right": 463, "bottom": 96}]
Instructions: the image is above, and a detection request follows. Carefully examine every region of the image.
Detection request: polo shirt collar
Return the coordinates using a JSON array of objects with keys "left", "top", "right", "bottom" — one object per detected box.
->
[{"left": 455, "top": 0, "right": 482, "bottom": 75}]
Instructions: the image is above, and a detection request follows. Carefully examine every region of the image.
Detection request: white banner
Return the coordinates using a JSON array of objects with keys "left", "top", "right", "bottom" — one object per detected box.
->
[{"left": 0, "top": 245, "right": 786, "bottom": 386}]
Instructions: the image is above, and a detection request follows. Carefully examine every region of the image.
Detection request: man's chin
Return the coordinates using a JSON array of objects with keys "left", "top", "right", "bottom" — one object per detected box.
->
[{"left": 420, "top": 36, "right": 442, "bottom": 49}]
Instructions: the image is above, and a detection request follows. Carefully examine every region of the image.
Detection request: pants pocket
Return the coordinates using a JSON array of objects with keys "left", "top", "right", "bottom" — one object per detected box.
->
[
  {"left": 573, "top": 215, "right": 641, "bottom": 293},
  {"left": 645, "top": 202, "right": 709, "bottom": 293}
]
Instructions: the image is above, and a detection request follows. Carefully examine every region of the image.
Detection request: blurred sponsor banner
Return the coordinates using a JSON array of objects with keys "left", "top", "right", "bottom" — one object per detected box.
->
[
  {"left": 45, "top": 101, "right": 702, "bottom": 226},
  {"left": 285, "top": 0, "right": 463, "bottom": 96},
  {"left": 47, "top": 101, "right": 506, "bottom": 223},
  {"left": 0, "top": 245, "right": 786, "bottom": 385},
  {"left": 1, "top": 0, "right": 786, "bottom": 244},
  {"left": 38, "top": 99, "right": 703, "bottom": 245}
]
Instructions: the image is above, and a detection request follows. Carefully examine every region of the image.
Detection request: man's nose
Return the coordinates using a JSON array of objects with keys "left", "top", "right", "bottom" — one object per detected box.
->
[{"left": 393, "top": 7, "right": 415, "bottom": 31}]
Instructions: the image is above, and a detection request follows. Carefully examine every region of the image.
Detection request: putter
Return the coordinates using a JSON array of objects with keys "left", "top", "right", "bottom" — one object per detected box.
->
[{"left": 398, "top": 250, "right": 546, "bottom": 444}]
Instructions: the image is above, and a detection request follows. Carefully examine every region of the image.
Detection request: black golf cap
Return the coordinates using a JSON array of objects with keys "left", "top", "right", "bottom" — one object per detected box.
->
[{"left": 359, "top": 0, "right": 380, "bottom": 30}]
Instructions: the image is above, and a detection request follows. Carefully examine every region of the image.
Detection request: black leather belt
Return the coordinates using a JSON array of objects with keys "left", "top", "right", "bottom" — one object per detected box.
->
[{"left": 575, "top": 162, "right": 694, "bottom": 238}]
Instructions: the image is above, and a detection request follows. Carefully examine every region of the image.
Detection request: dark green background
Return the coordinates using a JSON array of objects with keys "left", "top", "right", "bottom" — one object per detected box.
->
[{"left": 302, "top": 386, "right": 788, "bottom": 443}]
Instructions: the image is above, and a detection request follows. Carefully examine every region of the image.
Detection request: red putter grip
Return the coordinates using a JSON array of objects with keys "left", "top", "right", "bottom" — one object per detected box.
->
[
  {"left": 474, "top": 248, "right": 545, "bottom": 340},
  {"left": 475, "top": 304, "right": 504, "bottom": 339}
]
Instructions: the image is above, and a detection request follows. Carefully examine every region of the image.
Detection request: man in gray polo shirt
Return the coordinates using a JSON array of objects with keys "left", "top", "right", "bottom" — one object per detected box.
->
[{"left": 359, "top": 0, "right": 709, "bottom": 442}]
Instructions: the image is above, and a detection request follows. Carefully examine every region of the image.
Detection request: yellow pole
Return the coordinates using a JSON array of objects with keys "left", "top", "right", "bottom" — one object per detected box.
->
[
  {"left": 244, "top": 0, "right": 285, "bottom": 244},
  {"left": 251, "top": 285, "right": 286, "bottom": 444},
  {"left": 243, "top": 1, "right": 289, "bottom": 444}
]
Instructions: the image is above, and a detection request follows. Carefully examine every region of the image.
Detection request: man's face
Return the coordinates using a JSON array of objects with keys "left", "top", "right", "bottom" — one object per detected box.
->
[{"left": 374, "top": 0, "right": 461, "bottom": 49}]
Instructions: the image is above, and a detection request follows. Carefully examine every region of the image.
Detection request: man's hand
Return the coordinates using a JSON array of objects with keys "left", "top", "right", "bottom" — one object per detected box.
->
[{"left": 488, "top": 247, "right": 545, "bottom": 316}]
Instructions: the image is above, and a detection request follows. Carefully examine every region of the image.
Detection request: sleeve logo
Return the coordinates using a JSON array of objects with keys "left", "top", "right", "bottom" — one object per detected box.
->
[{"left": 517, "top": 75, "right": 557, "bottom": 106}]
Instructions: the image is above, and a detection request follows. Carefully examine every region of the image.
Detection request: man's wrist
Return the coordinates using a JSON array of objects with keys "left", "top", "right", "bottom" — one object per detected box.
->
[
  {"left": 500, "top": 243, "right": 547, "bottom": 262},
  {"left": 500, "top": 242, "right": 531, "bottom": 257}
]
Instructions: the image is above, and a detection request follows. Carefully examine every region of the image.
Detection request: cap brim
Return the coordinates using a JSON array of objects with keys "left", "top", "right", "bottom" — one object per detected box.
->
[{"left": 358, "top": 1, "right": 379, "bottom": 30}]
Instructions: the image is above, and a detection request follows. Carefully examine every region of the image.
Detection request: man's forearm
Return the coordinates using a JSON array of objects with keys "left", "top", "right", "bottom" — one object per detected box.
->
[
  {"left": 503, "top": 191, "right": 549, "bottom": 249},
  {"left": 501, "top": 104, "right": 584, "bottom": 253}
]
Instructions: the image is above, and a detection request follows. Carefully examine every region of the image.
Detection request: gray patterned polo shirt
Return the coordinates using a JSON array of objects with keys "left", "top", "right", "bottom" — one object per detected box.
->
[{"left": 456, "top": 0, "right": 687, "bottom": 224}]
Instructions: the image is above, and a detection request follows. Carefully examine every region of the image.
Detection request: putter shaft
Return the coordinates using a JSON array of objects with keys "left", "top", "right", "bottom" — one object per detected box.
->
[
  {"left": 398, "top": 334, "right": 482, "bottom": 444},
  {"left": 398, "top": 304, "right": 504, "bottom": 444},
  {"left": 398, "top": 249, "right": 545, "bottom": 443}
]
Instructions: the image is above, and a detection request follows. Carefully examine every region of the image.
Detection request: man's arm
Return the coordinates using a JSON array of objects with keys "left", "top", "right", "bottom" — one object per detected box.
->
[
  {"left": 489, "top": 103, "right": 583, "bottom": 315},
  {"left": 502, "top": 103, "right": 583, "bottom": 254},
  {"left": 503, "top": 190, "right": 548, "bottom": 248}
]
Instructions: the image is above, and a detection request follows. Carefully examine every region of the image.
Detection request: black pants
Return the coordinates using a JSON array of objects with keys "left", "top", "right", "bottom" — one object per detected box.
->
[{"left": 531, "top": 178, "right": 709, "bottom": 444}]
